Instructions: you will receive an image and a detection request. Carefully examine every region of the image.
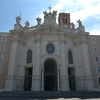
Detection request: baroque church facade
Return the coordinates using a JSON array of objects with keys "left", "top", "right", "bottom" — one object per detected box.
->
[{"left": 1, "top": 10, "right": 99, "bottom": 92}]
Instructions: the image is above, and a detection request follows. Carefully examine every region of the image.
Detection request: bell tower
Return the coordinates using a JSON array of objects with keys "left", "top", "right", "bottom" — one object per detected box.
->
[{"left": 58, "top": 13, "right": 70, "bottom": 28}]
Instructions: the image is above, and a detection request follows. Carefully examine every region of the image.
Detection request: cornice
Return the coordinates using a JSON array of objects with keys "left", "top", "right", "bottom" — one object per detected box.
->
[
  {"left": 10, "top": 30, "right": 24, "bottom": 36},
  {"left": 74, "top": 32, "right": 89, "bottom": 38}
]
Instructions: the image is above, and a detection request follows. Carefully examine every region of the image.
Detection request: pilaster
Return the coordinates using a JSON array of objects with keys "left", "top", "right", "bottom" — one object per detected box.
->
[
  {"left": 74, "top": 43, "right": 83, "bottom": 90},
  {"left": 4, "top": 39, "right": 18, "bottom": 91},
  {"left": 79, "top": 35, "right": 94, "bottom": 90},
  {"left": 32, "top": 34, "right": 41, "bottom": 91},
  {"left": 4, "top": 30, "right": 25, "bottom": 91},
  {"left": 60, "top": 35, "right": 69, "bottom": 91}
]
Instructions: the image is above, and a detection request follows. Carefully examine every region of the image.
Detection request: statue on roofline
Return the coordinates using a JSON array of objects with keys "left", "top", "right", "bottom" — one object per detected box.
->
[
  {"left": 77, "top": 19, "right": 83, "bottom": 27},
  {"left": 25, "top": 21, "right": 29, "bottom": 28},
  {"left": 77, "top": 19, "right": 85, "bottom": 32},
  {"left": 15, "top": 13, "right": 21, "bottom": 24},
  {"left": 36, "top": 17, "right": 41, "bottom": 25},
  {"left": 53, "top": 10, "right": 57, "bottom": 16},
  {"left": 71, "top": 22, "right": 75, "bottom": 30},
  {"left": 43, "top": 11, "right": 48, "bottom": 18}
]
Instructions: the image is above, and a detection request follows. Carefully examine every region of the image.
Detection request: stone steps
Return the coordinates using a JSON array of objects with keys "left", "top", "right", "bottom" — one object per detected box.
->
[{"left": 0, "top": 91, "right": 100, "bottom": 99}]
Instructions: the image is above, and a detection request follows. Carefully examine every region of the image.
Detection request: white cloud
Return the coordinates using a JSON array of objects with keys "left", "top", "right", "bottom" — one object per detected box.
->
[
  {"left": 51, "top": 0, "right": 100, "bottom": 35},
  {"left": 89, "top": 23, "right": 100, "bottom": 35},
  {"left": 52, "top": 0, "right": 100, "bottom": 22},
  {"left": 90, "top": 30, "right": 100, "bottom": 35},
  {"left": 33, "top": 0, "right": 100, "bottom": 35}
]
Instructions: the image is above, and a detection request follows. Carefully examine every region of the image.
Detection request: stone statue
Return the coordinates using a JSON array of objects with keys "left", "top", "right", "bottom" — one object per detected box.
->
[
  {"left": 77, "top": 19, "right": 82, "bottom": 27},
  {"left": 36, "top": 17, "right": 41, "bottom": 25},
  {"left": 43, "top": 11, "right": 48, "bottom": 18},
  {"left": 77, "top": 19, "right": 85, "bottom": 32},
  {"left": 71, "top": 23, "right": 75, "bottom": 30},
  {"left": 43, "top": 10, "right": 57, "bottom": 25},
  {"left": 25, "top": 21, "right": 29, "bottom": 28},
  {"left": 53, "top": 10, "right": 57, "bottom": 16},
  {"left": 16, "top": 16, "right": 21, "bottom": 24}
]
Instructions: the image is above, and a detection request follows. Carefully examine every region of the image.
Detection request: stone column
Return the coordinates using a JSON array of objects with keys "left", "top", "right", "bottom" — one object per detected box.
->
[
  {"left": 32, "top": 34, "right": 41, "bottom": 91},
  {"left": 41, "top": 68, "right": 44, "bottom": 91},
  {"left": 80, "top": 36, "right": 94, "bottom": 90},
  {"left": 60, "top": 35, "right": 69, "bottom": 91},
  {"left": 57, "top": 69, "right": 61, "bottom": 90}
]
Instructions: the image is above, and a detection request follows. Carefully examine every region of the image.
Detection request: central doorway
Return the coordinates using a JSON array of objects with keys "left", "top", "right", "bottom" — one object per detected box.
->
[{"left": 44, "top": 58, "right": 57, "bottom": 91}]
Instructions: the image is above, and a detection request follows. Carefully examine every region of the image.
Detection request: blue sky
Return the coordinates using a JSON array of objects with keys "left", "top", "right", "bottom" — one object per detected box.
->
[{"left": 0, "top": 0, "right": 100, "bottom": 35}]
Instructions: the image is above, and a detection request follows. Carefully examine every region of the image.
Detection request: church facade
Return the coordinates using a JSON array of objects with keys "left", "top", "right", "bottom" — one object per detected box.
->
[{"left": 0, "top": 10, "right": 100, "bottom": 92}]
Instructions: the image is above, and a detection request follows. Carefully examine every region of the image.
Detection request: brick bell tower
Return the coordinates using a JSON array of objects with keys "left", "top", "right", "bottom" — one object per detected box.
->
[{"left": 58, "top": 13, "right": 70, "bottom": 28}]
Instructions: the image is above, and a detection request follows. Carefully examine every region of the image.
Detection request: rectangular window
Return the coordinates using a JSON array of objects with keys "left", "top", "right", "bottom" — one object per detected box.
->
[
  {"left": 63, "top": 19, "right": 67, "bottom": 24},
  {"left": 93, "top": 47, "right": 98, "bottom": 53},
  {"left": 0, "top": 55, "right": 4, "bottom": 62},
  {"left": 0, "top": 66, "right": 2, "bottom": 74},
  {"left": 0, "top": 45, "right": 5, "bottom": 51},
  {"left": 97, "top": 66, "right": 100, "bottom": 73},
  {"left": 95, "top": 57, "right": 99, "bottom": 62},
  {"left": 1, "top": 35, "right": 7, "bottom": 41}
]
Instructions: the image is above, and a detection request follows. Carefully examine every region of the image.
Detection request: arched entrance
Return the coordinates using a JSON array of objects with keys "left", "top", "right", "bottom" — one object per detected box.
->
[{"left": 44, "top": 58, "right": 57, "bottom": 91}]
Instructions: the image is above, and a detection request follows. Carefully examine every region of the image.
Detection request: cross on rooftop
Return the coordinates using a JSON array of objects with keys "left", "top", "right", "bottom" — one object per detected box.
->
[{"left": 48, "top": 6, "right": 52, "bottom": 12}]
